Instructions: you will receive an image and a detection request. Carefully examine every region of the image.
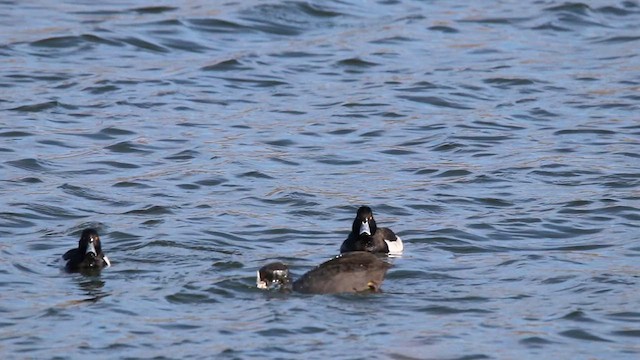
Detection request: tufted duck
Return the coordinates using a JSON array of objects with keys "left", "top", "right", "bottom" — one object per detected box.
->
[
  {"left": 63, "top": 228, "right": 111, "bottom": 272},
  {"left": 340, "top": 206, "right": 404, "bottom": 254},
  {"left": 257, "top": 251, "right": 391, "bottom": 294}
]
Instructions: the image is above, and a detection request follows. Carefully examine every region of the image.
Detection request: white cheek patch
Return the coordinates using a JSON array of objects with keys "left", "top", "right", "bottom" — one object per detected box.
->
[
  {"left": 103, "top": 256, "right": 111, "bottom": 267},
  {"left": 385, "top": 235, "right": 404, "bottom": 255}
]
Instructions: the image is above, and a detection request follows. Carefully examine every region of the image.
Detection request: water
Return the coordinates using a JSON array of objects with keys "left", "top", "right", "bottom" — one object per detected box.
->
[{"left": 1, "top": 0, "right": 639, "bottom": 358}]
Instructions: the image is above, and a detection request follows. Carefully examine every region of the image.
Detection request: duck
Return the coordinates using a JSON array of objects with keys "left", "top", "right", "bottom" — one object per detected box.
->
[
  {"left": 63, "top": 228, "right": 111, "bottom": 272},
  {"left": 257, "top": 251, "right": 391, "bottom": 294},
  {"left": 340, "top": 206, "right": 404, "bottom": 254}
]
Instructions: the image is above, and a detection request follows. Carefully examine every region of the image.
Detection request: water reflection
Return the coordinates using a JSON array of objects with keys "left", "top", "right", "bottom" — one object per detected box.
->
[{"left": 72, "top": 275, "right": 109, "bottom": 304}]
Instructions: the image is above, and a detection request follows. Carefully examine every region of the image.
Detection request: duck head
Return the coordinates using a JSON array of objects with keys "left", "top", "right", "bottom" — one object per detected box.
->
[
  {"left": 257, "top": 262, "right": 291, "bottom": 290},
  {"left": 352, "top": 206, "right": 378, "bottom": 236},
  {"left": 79, "top": 228, "right": 103, "bottom": 267}
]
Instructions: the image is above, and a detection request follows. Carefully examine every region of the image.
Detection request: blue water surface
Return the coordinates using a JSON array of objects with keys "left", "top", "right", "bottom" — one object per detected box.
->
[{"left": 1, "top": 1, "right": 639, "bottom": 359}]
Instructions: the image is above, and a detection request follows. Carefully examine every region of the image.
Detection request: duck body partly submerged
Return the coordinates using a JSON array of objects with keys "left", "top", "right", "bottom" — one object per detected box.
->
[
  {"left": 63, "top": 228, "right": 111, "bottom": 272},
  {"left": 257, "top": 251, "right": 391, "bottom": 294}
]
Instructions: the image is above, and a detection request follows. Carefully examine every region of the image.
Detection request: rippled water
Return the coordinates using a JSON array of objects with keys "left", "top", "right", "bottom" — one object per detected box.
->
[{"left": 1, "top": 0, "right": 639, "bottom": 358}]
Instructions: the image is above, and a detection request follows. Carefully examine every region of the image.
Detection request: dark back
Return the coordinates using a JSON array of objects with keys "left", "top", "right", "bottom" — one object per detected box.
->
[{"left": 292, "top": 252, "right": 391, "bottom": 294}]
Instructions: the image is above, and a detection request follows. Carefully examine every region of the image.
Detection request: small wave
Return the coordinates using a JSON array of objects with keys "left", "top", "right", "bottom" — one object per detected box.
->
[
  {"left": 124, "top": 205, "right": 174, "bottom": 216},
  {"left": 130, "top": 6, "right": 177, "bottom": 14},
  {"left": 194, "top": 178, "right": 228, "bottom": 187},
  {"left": 113, "top": 181, "right": 151, "bottom": 189},
  {"left": 11, "top": 203, "right": 85, "bottom": 220},
  {"left": 431, "top": 142, "right": 465, "bottom": 152},
  {"left": 118, "top": 36, "right": 168, "bottom": 53},
  {"left": 6, "top": 158, "right": 53, "bottom": 172},
  {"left": 483, "top": 77, "right": 537, "bottom": 87},
  {"left": 237, "top": 171, "right": 274, "bottom": 179},
  {"left": 435, "top": 169, "right": 472, "bottom": 178},
  {"left": 201, "top": 59, "right": 250, "bottom": 72},
  {"left": 105, "top": 141, "right": 153, "bottom": 154},
  {"left": 531, "top": 22, "right": 571, "bottom": 32},
  {"left": 417, "top": 305, "right": 492, "bottom": 314},
  {"left": 336, "top": 57, "right": 378, "bottom": 68},
  {"left": 607, "top": 311, "right": 640, "bottom": 322},
  {"left": 559, "top": 329, "right": 612, "bottom": 342},
  {"left": 520, "top": 336, "right": 556, "bottom": 346},
  {"left": 245, "top": 193, "right": 319, "bottom": 208},
  {"left": 314, "top": 156, "right": 362, "bottom": 165},
  {"left": 545, "top": 2, "right": 592, "bottom": 15},
  {"left": 30, "top": 34, "right": 121, "bottom": 48},
  {"left": 370, "top": 36, "right": 416, "bottom": 45},
  {"left": 166, "top": 291, "right": 217, "bottom": 305},
  {"left": 554, "top": 128, "right": 616, "bottom": 135},
  {"left": 101, "top": 127, "right": 136, "bottom": 137},
  {"left": 238, "top": 1, "right": 346, "bottom": 36},
  {"left": 186, "top": 18, "right": 249, "bottom": 34},
  {"left": 436, "top": 245, "right": 506, "bottom": 254},
  {"left": 545, "top": 244, "right": 611, "bottom": 251},
  {"left": 265, "top": 139, "right": 297, "bottom": 147},
  {"left": 530, "top": 169, "right": 598, "bottom": 178},
  {"left": 100, "top": 155, "right": 143, "bottom": 166},
  {"left": 612, "top": 330, "right": 640, "bottom": 338},
  {"left": 211, "top": 76, "right": 288, "bottom": 88},
  {"left": 560, "top": 310, "right": 597, "bottom": 322},
  {"left": 160, "top": 37, "right": 209, "bottom": 53},
  {"left": 82, "top": 84, "right": 120, "bottom": 95},
  {"left": 594, "top": 35, "right": 640, "bottom": 44},
  {"left": 0, "top": 212, "right": 35, "bottom": 228},
  {"left": 458, "top": 16, "right": 531, "bottom": 25},
  {"left": 0, "top": 131, "right": 33, "bottom": 138},
  {"left": 60, "top": 183, "right": 114, "bottom": 202},
  {"left": 428, "top": 25, "right": 459, "bottom": 33},
  {"left": 9, "top": 101, "right": 76, "bottom": 112},
  {"left": 545, "top": 3, "right": 609, "bottom": 31},
  {"left": 379, "top": 149, "right": 416, "bottom": 155},
  {"left": 164, "top": 150, "right": 201, "bottom": 161},
  {"left": 398, "top": 95, "right": 472, "bottom": 110}
]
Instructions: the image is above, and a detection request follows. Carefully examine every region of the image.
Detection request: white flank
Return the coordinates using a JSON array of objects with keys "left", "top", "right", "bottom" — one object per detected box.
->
[
  {"left": 256, "top": 270, "right": 267, "bottom": 289},
  {"left": 385, "top": 235, "right": 404, "bottom": 255}
]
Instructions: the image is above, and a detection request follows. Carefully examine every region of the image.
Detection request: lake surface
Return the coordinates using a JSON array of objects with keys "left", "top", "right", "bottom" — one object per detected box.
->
[{"left": 1, "top": 0, "right": 639, "bottom": 358}]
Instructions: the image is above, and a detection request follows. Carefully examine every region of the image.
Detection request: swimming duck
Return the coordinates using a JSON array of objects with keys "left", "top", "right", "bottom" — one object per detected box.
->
[
  {"left": 257, "top": 251, "right": 391, "bottom": 294},
  {"left": 340, "top": 206, "right": 404, "bottom": 254},
  {"left": 63, "top": 228, "right": 111, "bottom": 272}
]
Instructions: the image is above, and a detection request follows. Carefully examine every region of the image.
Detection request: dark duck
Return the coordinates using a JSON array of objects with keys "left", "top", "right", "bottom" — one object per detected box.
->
[
  {"left": 340, "top": 206, "right": 404, "bottom": 254},
  {"left": 257, "top": 252, "right": 391, "bottom": 294},
  {"left": 63, "top": 228, "right": 111, "bottom": 272}
]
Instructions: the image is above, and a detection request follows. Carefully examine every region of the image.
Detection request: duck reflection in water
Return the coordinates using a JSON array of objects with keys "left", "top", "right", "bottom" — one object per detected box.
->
[{"left": 74, "top": 277, "right": 109, "bottom": 304}]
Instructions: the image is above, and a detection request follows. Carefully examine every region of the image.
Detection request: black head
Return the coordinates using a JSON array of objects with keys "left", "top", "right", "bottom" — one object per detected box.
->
[
  {"left": 257, "top": 262, "right": 291, "bottom": 290},
  {"left": 79, "top": 228, "right": 102, "bottom": 258},
  {"left": 64, "top": 228, "right": 110, "bottom": 272},
  {"left": 352, "top": 206, "right": 377, "bottom": 236}
]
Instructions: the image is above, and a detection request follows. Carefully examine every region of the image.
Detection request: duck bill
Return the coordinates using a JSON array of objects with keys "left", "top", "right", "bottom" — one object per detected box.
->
[
  {"left": 85, "top": 242, "right": 97, "bottom": 257},
  {"left": 359, "top": 221, "right": 371, "bottom": 236}
]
